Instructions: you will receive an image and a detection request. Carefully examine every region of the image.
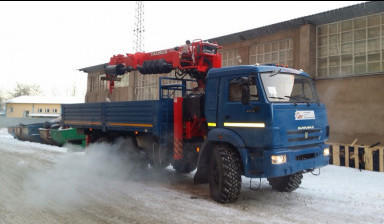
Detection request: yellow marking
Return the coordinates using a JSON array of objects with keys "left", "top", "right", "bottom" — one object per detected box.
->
[
  {"left": 208, "top": 122, "right": 217, "bottom": 127},
  {"left": 107, "top": 122, "right": 153, "bottom": 128},
  {"left": 65, "top": 121, "right": 101, "bottom": 125},
  {"left": 224, "top": 122, "right": 265, "bottom": 128}
]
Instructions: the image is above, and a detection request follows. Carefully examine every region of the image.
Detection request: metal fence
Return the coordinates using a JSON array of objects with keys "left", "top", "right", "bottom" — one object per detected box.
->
[
  {"left": 329, "top": 142, "right": 384, "bottom": 172},
  {"left": 0, "top": 117, "right": 53, "bottom": 128}
]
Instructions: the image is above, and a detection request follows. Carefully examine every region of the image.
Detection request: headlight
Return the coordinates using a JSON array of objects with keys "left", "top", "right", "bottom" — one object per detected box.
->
[
  {"left": 323, "top": 148, "right": 330, "bottom": 156},
  {"left": 271, "top": 155, "right": 287, "bottom": 164}
]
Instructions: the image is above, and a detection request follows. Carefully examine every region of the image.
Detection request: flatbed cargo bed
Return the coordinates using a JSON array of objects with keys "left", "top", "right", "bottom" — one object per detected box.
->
[{"left": 62, "top": 99, "right": 174, "bottom": 137}]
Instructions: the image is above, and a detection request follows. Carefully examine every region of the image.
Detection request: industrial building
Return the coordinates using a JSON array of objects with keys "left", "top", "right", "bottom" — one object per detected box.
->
[
  {"left": 79, "top": 1, "right": 384, "bottom": 145},
  {"left": 5, "top": 95, "right": 83, "bottom": 118}
]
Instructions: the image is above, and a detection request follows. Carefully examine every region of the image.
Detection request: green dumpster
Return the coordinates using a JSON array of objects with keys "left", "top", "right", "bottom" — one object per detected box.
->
[{"left": 50, "top": 128, "right": 86, "bottom": 147}]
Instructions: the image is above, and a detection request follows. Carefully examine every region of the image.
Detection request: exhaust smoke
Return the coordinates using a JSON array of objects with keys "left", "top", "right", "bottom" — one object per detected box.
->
[{"left": 23, "top": 137, "right": 150, "bottom": 211}]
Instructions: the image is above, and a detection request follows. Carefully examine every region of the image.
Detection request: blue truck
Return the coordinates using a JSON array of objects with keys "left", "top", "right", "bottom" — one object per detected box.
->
[{"left": 62, "top": 64, "right": 330, "bottom": 203}]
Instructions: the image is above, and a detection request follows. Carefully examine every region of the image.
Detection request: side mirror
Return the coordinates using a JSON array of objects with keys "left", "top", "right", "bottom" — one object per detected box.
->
[{"left": 242, "top": 85, "right": 250, "bottom": 105}]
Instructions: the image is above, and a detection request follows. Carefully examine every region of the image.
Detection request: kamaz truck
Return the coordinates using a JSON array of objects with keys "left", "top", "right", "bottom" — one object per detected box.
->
[{"left": 62, "top": 40, "right": 330, "bottom": 203}]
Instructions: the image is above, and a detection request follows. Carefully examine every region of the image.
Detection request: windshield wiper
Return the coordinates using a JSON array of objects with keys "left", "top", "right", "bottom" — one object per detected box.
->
[
  {"left": 268, "top": 96, "right": 286, "bottom": 100},
  {"left": 285, "top": 95, "right": 311, "bottom": 105},
  {"left": 269, "top": 96, "right": 298, "bottom": 106},
  {"left": 269, "top": 68, "right": 282, "bottom": 77}
]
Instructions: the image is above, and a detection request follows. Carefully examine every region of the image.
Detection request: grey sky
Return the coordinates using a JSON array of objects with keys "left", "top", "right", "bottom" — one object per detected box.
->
[{"left": 0, "top": 1, "right": 365, "bottom": 97}]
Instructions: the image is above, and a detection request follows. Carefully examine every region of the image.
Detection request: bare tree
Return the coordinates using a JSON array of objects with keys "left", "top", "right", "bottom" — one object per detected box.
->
[
  {"left": 65, "top": 82, "right": 77, "bottom": 96},
  {"left": 0, "top": 88, "right": 6, "bottom": 111},
  {"left": 11, "top": 83, "right": 42, "bottom": 98}
]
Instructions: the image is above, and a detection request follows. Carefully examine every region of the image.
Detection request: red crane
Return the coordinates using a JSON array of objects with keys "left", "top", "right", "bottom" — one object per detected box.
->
[{"left": 104, "top": 40, "right": 222, "bottom": 93}]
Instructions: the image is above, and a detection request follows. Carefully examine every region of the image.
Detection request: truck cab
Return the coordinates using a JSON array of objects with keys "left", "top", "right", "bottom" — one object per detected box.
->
[{"left": 195, "top": 64, "right": 330, "bottom": 203}]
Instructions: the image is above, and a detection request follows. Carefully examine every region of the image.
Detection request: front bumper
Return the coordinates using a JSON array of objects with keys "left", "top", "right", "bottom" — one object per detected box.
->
[{"left": 244, "top": 143, "right": 329, "bottom": 178}]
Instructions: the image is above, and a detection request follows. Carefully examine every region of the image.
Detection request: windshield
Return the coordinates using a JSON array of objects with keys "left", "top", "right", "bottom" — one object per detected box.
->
[
  {"left": 202, "top": 44, "right": 217, "bottom": 54},
  {"left": 260, "top": 72, "right": 319, "bottom": 103}
]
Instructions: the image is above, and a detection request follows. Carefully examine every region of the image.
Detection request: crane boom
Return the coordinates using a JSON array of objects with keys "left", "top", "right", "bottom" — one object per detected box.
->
[{"left": 104, "top": 40, "right": 222, "bottom": 93}]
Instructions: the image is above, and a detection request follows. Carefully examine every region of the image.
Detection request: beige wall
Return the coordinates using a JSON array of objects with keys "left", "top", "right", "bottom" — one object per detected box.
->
[
  {"left": 317, "top": 75, "right": 384, "bottom": 145},
  {"left": 6, "top": 103, "right": 61, "bottom": 118}
]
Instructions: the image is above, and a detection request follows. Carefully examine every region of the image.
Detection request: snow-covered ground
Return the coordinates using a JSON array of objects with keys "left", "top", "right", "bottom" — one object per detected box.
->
[{"left": 0, "top": 128, "right": 383, "bottom": 224}]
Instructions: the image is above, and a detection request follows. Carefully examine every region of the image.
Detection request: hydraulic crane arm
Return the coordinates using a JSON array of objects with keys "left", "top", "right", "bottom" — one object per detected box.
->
[{"left": 104, "top": 40, "right": 222, "bottom": 93}]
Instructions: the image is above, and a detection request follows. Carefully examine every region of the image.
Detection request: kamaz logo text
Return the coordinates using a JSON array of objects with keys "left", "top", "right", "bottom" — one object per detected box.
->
[{"left": 298, "top": 126, "right": 314, "bottom": 130}]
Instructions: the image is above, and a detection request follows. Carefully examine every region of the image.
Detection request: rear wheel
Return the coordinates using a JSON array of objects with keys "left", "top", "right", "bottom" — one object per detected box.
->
[
  {"left": 267, "top": 172, "right": 303, "bottom": 192},
  {"left": 208, "top": 145, "right": 242, "bottom": 203}
]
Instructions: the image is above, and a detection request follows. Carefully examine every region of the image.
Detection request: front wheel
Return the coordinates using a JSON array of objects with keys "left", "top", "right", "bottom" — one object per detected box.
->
[
  {"left": 208, "top": 145, "right": 242, "bottom": 203},
  {"left": 267, "top": 172, "right": 303, "bottom": 192}
]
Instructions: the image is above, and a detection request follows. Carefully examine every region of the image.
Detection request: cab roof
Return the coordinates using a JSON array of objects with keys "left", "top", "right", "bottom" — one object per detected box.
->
[{"left": 207, "top": 65, "right": 310, "bottom": 78}]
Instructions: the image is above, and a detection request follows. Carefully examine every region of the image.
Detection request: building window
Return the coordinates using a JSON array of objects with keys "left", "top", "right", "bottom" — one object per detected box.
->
[
  {"left": 222, "top": 49, "right": 240, "bottom": 67},
  {"left": 90, "top": 73, "right": 108, "bottom": 92},
  {"left": 134, "top": 71, "right": 180, "bottom": 101},
  {"left": 45, "top": 109, "right": 50, "bottom": 113},
  {"left": 37, "top": 108, "right": 43, "bottom": 113},
  {"left": 9, "top": 107, "right": 13, "bottom": 113},
  {"left": 115, "top": 73, "right": 130, "bottom": 88},
  {"left": 249, "top": 39, "right": 293, "bottom": 67},
  {"left": 316, "top": 12, "right": 384, "bottom": 77},
  {"left": 52, "top": 109, "right": 58, "bottom": 113},
  {"left": 23, "top": 111, "right": 29, "bottom": 118}
]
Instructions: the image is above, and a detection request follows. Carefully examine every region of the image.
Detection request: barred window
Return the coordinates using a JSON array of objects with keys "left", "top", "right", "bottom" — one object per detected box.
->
[
  {"left": 222, "top": 49, "right": 240, "bottom": 67},
  {"left": 316, "top": 12, "right": 384, "bottom": 77},
  {"left": 115, "top": 73, "right": 130, "bottom": 88},
  {"left": 249, "top": 39, "right": 293, "bottom": 67},
  {"left": 134, "top": 71, "right": 182, "bottom": 101},
  {"left": 89, "top": 74, "right": 108, "bottom": 92}
]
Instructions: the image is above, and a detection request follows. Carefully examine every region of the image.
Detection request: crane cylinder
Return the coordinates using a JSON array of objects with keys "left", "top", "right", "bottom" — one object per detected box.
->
[
  {"left": 139, "top": 59, "right": 173, "bottom": 74},
  {"left": 105, "top": 64, "right": 127, "bottom": 76}
]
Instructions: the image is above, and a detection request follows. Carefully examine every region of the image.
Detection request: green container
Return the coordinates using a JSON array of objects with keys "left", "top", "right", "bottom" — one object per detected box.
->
[{"left": 50, "top": 128, "right": 86, "bottom": 147}]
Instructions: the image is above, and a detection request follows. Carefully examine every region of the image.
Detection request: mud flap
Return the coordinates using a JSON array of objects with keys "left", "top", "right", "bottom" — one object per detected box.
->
[
  {"left": 194, "top": 166, "right": 209, "bottom": 184},
  {"left": 193, "top": 141, "right": 211, "bottom": 184}
]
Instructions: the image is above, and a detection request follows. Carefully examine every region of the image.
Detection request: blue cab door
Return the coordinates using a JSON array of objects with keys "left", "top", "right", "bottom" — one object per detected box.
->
[{"left": 217, "top": 72, "right": 266, "bottom": 148}]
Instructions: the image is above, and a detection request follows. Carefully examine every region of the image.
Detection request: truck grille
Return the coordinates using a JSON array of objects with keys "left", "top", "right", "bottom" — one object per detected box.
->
[
  {"left": 296, "top": 153, "right": 318, "bottom": 160},
  {"left": 287, "top": 129, "right": 321, "bottom": 143},
  {"left": 289, "top": 143, "right": 320, "bottom": 150}
]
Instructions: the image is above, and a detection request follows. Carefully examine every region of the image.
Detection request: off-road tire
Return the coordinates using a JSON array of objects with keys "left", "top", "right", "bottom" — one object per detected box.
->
[
  {"left": 209, "top": 145, "right": 242, "bottom": 203},
  {"left": 267, "top": 172, "right": 303, "bottom": 192}
]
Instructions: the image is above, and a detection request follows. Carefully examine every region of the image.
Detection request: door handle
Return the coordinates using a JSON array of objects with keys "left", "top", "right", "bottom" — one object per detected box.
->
[
  {"left": 246, "top": 106, "right": 260, "bottom": 113},
  {"left": 253, "top": 106, "right": 260, "bottom": 112}
]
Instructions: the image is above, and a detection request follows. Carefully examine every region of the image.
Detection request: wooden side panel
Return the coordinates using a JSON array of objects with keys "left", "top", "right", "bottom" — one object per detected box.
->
[
  {"left": 364, "top": 146, "right": 373, "bottom": 171},
  {"left": 332, "top": 144, "right": 340, "bottom": 166},
  {"left": 380, "top": 147, "right": 384, "bottom": 172}
]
